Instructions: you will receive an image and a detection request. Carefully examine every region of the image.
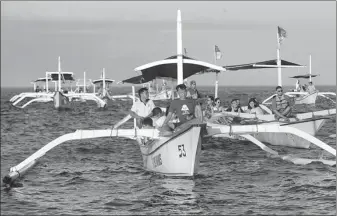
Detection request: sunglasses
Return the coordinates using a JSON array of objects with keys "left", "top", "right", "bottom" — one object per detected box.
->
[{"left": 277, "top": 90, "right": 283, "bottom": 92}]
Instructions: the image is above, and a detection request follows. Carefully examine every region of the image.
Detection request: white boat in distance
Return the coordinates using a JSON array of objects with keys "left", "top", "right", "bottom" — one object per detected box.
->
[{"left": 9, "top": 57, "right": 107, "bottom": 109}]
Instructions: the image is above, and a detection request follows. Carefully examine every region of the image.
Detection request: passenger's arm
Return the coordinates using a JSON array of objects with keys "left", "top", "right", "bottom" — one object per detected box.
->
[
  {"left": 194, "top": 104, "right": 203, "bottom": 123},
  {"left": 162, "top": 112, "right": 173, "bottom": 126},
  {"left": 129, "top": 110, "right": 143, "bottom": 119}
]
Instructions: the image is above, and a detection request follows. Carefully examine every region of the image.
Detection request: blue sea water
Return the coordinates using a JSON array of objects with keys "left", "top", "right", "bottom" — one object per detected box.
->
[{"left": 1, "top": 86, "right": 336, "bottom": 215}]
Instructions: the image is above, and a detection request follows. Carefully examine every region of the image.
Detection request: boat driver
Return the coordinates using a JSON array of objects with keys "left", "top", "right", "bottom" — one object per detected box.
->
[{"left": 161, "top": 84, "right": 203, "bottom": 130}]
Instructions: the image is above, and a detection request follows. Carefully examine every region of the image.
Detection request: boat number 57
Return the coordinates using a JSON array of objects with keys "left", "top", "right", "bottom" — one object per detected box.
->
[{"left": 178, "top": 144, "right": 186, "bottom": 158}]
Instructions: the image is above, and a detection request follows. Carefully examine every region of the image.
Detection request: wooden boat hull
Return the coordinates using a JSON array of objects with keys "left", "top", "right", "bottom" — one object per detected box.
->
[{"left": 138, "top": 125, "right": 202, "bottom": 176}]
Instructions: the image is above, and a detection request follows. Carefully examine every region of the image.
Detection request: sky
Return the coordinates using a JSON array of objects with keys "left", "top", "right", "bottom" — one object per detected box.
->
[{"left": 1, "top": 1, "right": 336, "bottom": 87}]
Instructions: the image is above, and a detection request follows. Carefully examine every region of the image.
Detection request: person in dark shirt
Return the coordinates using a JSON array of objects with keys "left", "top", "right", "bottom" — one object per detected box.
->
[
  {"left": 225, "top": 99, "right": 244, "bottom": 113},
  {"left": 161, "top": 84, "right": 203, "bottom": 129}
]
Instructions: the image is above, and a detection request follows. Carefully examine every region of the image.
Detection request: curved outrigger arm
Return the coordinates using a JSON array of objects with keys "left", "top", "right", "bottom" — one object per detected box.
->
[
  {"left": 317, "top": 92, "right": 336, "bottom": 104},
  {"left": 3, "top": 128, "right": 160, "bottom": 185},
  {"left": 20, "top": 97, "right": 54, "bottom": 108},
  {"left": 239, "top": 134, "right": 336, "bottom": 166},
  {"left": 67, "top": 93, "right": 107, "bottom": 108},
  {"left": 12, "top": 93, "right": 53, "bottom": 107}
]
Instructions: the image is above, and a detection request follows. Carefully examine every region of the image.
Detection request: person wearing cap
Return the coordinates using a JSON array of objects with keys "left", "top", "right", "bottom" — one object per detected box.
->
[{"left": 186, "top": 80, "right": 201, "bottom": 99}]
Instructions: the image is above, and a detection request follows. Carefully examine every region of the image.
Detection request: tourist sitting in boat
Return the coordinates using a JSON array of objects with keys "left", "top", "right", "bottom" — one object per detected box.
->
[
  {"left": 225, "top": 99, "right": 244, "bottom": 113},
  {"left": 295, "top": 80, "right": 301, "bottom": 92},
  {"left": 97, "top": 83, "right": 114, "bottom": 100},
  {"left": 213, "top": 98, "right": 225, "bottom": 113},
  {"left": 186, "top": 80, "right": 201, "bottom": 99},
  {"left": 307, "top": 81, "right": 316, "bottom": 94},
  {"left": 245, "top": 98, "right": 264, "bottom": 115},
  {"left": 114, "top": 87, "right": 155, "bottom": 129},
  {"left": 142, "top": 117, "right": 154, "bottom": 129},
  {"left": 151, "top": 107, "right": 166, "bottom": 128},
  {"left": 300, "top": 84, "right": 306, "bottom": 92},
  {"left": 161, "top": 84, "right": 203, "bottom": 130},
  {"left": 203, "top": 95, "right": 215, "bottom": 120},
  {"left": 272, "top": 86, "right": 293, "bottom": 122}
]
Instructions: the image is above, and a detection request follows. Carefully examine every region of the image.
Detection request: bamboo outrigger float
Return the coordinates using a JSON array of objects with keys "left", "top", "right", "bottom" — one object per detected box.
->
[{"left": 3, "top": 10, "right": 336, "bottom": 186}]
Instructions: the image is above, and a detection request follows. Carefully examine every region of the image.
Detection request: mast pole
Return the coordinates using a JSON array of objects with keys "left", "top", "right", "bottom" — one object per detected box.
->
[
  {"left": 58, "top": 56, "right": 61, "bottom": 91},
  {"left": 214, "top": 46, "right": 219, "bottom": 98},
  {"left": 84, "top": 71, "right": 86, "bottom": 93},
  {"left": 103, "top": 68, "right": 106, "bottom": 96},
  {"left": 276, "top": 33, "right": 282, "bottom": 86},
  {"left": 309, "top": 54, "right": 312, "bottom": 82},
  {"left": 177, "top": 9, "right": 183, "bottom": 85}
]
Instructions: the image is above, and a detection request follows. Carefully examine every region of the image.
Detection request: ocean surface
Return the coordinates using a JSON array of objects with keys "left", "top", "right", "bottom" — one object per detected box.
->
[{"left": 1, "top": 86, "right": 336, "bottom": 215}]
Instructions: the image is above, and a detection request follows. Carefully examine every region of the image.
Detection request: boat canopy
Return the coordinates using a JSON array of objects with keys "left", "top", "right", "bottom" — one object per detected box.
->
[
  {"left": 202, "top": 59, "right": 306, "bottom": 73},
  {"left": 120, "top": 75, "right": 146, "bottom": 84},
  {"left": 92, "top": 78, "right": 115, "bottom": 84},
  {"left": 48, "top": 72, "right": 75, "bottom": 81},
  {"left": 33, "top": 77, "right": 52, "bottom": 82},
  {"left": 289, "top": 74, "right": 318, "bottom": 79},
  {"left": 134, "top": 55, "right": 226, "bottom": 81}
]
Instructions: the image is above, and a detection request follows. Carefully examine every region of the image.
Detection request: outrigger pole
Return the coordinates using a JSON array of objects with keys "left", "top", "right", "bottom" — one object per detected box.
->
[
  {"left": 58, "top": 56, "right": 62, "bottom": 91},
  {"left": 309, "top": 54, "right": 312, "bottom": 82}
]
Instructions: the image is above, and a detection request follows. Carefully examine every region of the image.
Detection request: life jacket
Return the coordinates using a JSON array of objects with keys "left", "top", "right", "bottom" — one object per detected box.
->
[{"left": 274, "top": 95, "right": 289, "bottom": 111}]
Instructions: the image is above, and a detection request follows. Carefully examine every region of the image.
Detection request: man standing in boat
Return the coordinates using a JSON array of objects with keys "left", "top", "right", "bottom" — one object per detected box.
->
[
  {"left": 186, "top": 80, "right": 201, "bottom": 99},
  {"left": 271, "top": 86, "right": 293, "bottom": 122},
  {"left": 161, "top": 84, "right": 203, "bottom": 129}
]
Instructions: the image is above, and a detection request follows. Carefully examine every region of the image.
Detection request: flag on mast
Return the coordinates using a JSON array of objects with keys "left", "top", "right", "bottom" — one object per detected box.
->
[
  {"left": 215, "top": 45, "right": 222, "bottom": 60},
  {"left": 278, "top": 26, "right": 287, "bottom": 45}
]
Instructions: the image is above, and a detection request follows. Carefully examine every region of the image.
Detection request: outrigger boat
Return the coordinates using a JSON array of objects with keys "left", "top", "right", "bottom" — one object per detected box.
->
[
  {"left": 9, "top": 57, "right": 107, "bottom": 109},
  {"left": 3, "top": 10, "right": 336, "bottom": 187},
  {"left": 261, "top": 55, "right": 336, "bottom": 105}
]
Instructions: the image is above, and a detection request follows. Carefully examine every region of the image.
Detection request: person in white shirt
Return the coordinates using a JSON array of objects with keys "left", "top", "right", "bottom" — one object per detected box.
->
[
  {"left": 151, "top": 107, "right": 166, "bottom": 128},
  {"left": 114, "top": 87, "right": 155, "bottom": 129}
]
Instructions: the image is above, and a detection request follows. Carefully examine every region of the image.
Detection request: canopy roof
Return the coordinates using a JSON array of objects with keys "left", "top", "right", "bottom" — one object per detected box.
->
[
  {"left": 92, "top": 78, "right": 115, "bottom": 84},
  {"left": 289, "top": 74, "right": 318, "bottom": 79},
  {"left": 46, "top": 72, "right": 75, "bottom": 81},
  {"left": 120, "top": 75, "right": 146, "bottom": 84},
  {"left": 33, "top": 77, "right": 52, "bottom": 83},
  {"left": 132, "top": 55, "right": 225, "bottom": 82},
  {"left": 202, "top": 59, "right": 306, "bottom": 73}
]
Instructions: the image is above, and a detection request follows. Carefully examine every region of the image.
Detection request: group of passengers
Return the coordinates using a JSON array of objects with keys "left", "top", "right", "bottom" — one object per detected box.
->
[
  {"left": 113, "top": 81, "right": 203, "bottom": 134},
  {"left": 295, "top": 80, "right": 316, "bottom": 94},
  {"left": 113, "top": 80, "right": 296, "bottom": 132}
]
